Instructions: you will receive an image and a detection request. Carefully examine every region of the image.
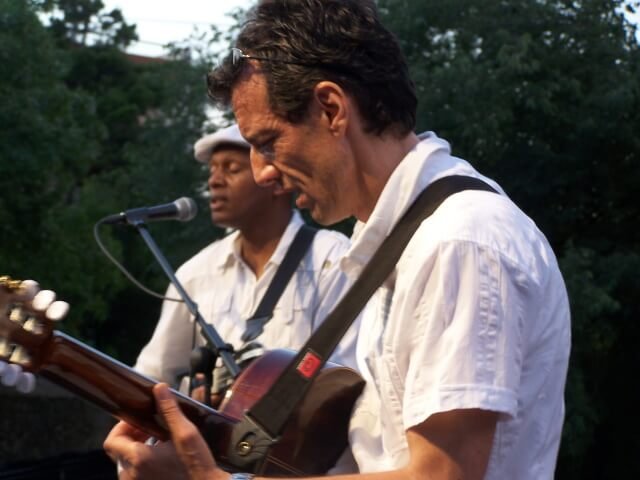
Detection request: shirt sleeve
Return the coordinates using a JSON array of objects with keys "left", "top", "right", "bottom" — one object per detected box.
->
[
  {"left": 134, "top": 282, "right": 195, "bottom": 385},
  {"left": 402, "top": 239, "right": 528, "bottom": 430}
]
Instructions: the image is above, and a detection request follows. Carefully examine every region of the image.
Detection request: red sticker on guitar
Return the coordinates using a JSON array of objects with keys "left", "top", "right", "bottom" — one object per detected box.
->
[{"left": 296, "top": 350, "right": 322, "bottom": 379}]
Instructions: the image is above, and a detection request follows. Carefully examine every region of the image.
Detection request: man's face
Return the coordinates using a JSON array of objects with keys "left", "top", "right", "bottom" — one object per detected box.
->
[
  {"left": 232, "top": 71, "right": 353, "bottom": 226},
  {"left": 207, "top": 145, "right": 276, "bottom": 229}
]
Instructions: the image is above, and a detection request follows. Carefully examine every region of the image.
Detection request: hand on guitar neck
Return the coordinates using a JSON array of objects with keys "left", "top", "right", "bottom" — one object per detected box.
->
[
  {"left": 0, "top": 276, "right": 69, "bottom": 393},
  {"left": 2, "top": 275, "right": 363, "bottom": 478},
  {"left": 1, "top": 277, "right": 228, "bottom": 479},
  {"left": 106, "top": 383, "right": 224, "bottom": 480}
]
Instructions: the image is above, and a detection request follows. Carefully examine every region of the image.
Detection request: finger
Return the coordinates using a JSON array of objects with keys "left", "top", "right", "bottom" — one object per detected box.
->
[
  {"left": 118, "top": 469, "right": 133, "bottom": 480},
  {"left": 104, "top": 421, "right": 151, "bottom": 463},
  {"left": 104, "top": 431, "right": 133, "bottom": 464},
  {"left": 32, "top": 290, "right": 56, "bottom": 312},
  {"left": 153, "top": 383, "right": 193, "bottom": 436},
  {"left": 210, "top": 393, "right": 224, "bottom": 409},
  {"left": 109, "top": 421, "right": 151, "bottom": 444},
  {"left": 190, "top": 385, "right": 207, "bottom": 403},
  {"left": 153, "top": 383, "right": 217, "bottom": 474}
]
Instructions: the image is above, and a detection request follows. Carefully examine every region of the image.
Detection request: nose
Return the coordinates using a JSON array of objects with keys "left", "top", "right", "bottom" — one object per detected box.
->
[
  {"left": 208, "top": 167, "right": 225, "bottom": 189},
  {"left": 250, "top": 148, "right": 281, "bottom": 187}
]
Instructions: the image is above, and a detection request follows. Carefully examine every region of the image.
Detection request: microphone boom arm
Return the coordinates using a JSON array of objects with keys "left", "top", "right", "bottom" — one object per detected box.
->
[{"left": 133, "top": 222, "right": 241, "bottom": 378}]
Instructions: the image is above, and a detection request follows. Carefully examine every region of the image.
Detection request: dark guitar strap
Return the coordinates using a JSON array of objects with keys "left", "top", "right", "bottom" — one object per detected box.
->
[
  {"left": 227, "top": 175, "right": 498, "bottom": 470},
  {"left": 241, "top": 224, "right": 317, "bottom": 343},
  {"left": 187, "top": 225, "right": 316, "bottom": 398}
]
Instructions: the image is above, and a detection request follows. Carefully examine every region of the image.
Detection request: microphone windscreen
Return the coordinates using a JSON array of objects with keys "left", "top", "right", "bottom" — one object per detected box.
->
[{"left": 174, "top": 197, "right": 198, "bottom": 222}]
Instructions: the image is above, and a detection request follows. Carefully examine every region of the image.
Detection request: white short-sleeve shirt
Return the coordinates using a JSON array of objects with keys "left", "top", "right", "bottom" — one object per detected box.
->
[
  {"left": 135, "top": 210, "right": 357, "bottom": 383},
  {"left": 344, "top": 133, "right": 571, "bottom": 478}
]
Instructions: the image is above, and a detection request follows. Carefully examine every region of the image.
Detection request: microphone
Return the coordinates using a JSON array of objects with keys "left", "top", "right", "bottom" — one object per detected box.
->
[{"left": 102, "top": 197, "right": 198, "bottom": 225}]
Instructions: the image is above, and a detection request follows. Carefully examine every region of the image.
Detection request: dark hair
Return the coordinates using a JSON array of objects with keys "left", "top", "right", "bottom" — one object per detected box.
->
[{"left": 207, "top": 0, "right": 417, "bottom": 137}]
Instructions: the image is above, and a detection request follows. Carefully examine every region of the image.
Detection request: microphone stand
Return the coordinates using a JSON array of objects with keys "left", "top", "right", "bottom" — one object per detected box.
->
[{"left": 133, "top": 222, "right": 241, "bottom": 380}]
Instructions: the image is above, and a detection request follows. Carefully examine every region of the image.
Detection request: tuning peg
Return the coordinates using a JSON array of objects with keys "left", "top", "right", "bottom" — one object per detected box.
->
[
  {"left": 0, "top": 338, "right": 13, "bottom": 358},
  {"left": 19, "top": 280, "right": 39, "bottom": 299},
  {"left": 46, "top": 301, "right": 69, "bottom": 322},
  {"left": 32, "top": 290, "right": 56, "bottom": 312},
  {"left": 0, "top": 360, "right": 36, "bottom": 393},
  {"left": 9, "top": 306, "right": 26, "bottom": 324},
  {"left": 1, "top": 363, "right": 22, "bottom": 387},
  {"left": 23, "top": 317, "right": 44, "bottom": 335},
  {"left": 9, "top": 346, "right": 31, "bottom": 367},
  {"left": 16, "top": 372, "right": 36, "bottom": 394}
]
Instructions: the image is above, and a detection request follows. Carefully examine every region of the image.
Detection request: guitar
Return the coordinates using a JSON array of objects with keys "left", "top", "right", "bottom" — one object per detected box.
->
[{"left": 0, "top": 277, "right": 365, "bottom": 475}]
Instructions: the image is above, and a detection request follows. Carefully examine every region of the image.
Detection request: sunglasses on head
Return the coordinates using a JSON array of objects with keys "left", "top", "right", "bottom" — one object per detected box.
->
[{"left": 228, "top": 47, "right": 359, "bottom": 79}]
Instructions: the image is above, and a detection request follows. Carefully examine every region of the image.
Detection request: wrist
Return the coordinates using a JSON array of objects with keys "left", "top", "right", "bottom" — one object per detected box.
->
[
  {"left": 212, "top": 469, "right": 232, "bottom": 480},
  {"left": 228, "top": 473, "right": 255, "bottom": 480}
]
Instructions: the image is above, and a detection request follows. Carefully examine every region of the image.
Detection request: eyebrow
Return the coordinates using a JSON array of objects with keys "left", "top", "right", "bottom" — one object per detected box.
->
[{"left": 244, "top": 128, "right": 278, "bottom": 146}]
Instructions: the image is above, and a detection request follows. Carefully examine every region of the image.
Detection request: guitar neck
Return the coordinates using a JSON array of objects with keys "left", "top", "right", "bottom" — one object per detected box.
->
[{"left": 39, "top": 331, "right": 236, "bottom": 457}]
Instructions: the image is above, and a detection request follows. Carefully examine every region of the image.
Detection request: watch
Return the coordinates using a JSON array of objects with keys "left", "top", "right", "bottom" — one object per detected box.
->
[{"left": 230, "top": 474, "right": 255, "bottom": 480}]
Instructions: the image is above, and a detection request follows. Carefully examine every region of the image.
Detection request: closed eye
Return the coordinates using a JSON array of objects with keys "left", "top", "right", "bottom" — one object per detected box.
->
[
  {"left": 227, "top": 162, "right": 246, "bottom": 174},
  {"left": 256, "top": 139, "right": 276, "bottom": 160}
]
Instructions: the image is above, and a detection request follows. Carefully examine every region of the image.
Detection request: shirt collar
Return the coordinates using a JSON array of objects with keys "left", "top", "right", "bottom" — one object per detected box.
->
[
  {"left": 265, "top": 209, "right": 305, "bottom": 266},
  {"left": 210, "top": 229, "right": 241, "bottom": 270},
  {"left": 340, "top": 131, "right": 452, "bottom": 278},
  {"left": 213, "top": 210, "right": 304, "bottom": 271}
]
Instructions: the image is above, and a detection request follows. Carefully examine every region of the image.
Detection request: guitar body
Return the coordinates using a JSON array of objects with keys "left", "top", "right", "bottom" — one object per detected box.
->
[
  {"left": 39, "top": 338, "right": 363, "bottom": 476},
  {"left": 0, "top": 278, "right": 364, "bottom": 476},
  {"left": 218, "top": 349, "right": 364, "bottom": 475}
]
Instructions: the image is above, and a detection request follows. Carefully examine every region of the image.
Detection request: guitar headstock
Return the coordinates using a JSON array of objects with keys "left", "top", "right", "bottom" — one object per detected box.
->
[{"left": 0, "top": 276, "right": 66, "bottom": 375}]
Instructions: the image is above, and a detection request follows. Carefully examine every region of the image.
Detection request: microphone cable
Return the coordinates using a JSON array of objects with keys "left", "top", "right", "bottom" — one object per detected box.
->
[{"left": 93, "top": 216, "right": 184, "bottom": 303}]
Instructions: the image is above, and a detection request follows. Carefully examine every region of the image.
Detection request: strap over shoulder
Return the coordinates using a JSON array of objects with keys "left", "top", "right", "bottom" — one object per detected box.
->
[{"left": 241, "top": 225, "right": 317, "bottom": 343}]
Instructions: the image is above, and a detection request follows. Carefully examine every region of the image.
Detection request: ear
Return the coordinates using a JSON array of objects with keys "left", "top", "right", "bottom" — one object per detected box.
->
[{"left": 312, "top": 81, "right": 349, "bottom": 136}]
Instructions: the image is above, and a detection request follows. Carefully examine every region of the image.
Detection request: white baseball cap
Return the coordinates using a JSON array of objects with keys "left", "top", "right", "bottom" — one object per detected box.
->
[{"left": 193, "top": 124, "right": 250, "bottom": 163}]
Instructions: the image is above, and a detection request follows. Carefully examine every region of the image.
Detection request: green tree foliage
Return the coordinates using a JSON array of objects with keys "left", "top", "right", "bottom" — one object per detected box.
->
[
  {"left": 0, "top": 0, "right": 103, "bottom": 295},
  {"left": 379, "top": 0, "right": 640, "bottom": 477},
  {"left": 36, "top": 0, "right": 137, "bottom": 48},
  {"left": 3, "top": 0, "right": 639, "bottom": 475},
  {"left": 1, "top": 1, "right": 220, "bottom": 362}
]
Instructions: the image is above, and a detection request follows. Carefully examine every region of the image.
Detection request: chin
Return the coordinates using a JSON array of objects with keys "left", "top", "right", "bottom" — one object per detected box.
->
[
  {"left": 310, "top": 208, "right": 344, "bottom": 227},
  {"left": 211, "top": 214, "right": 231, "bottom": 227}
]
